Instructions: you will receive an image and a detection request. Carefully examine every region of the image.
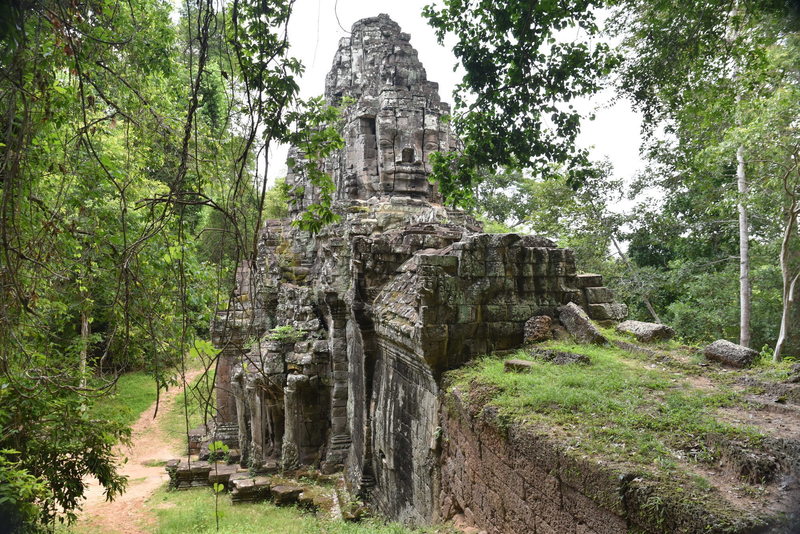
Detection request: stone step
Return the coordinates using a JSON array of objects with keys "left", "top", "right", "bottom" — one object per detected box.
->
[
  {"left": 207, "top": 464, "right": 239, "bottom": 487},
  {"left": 271, "top": 484, "right": 303, "bottom": 505},
  {"left": 166, "top": 460, "right": 213, "bottom": 490},
  {"left": 222, "top": 473, "right": 328, "bottom": 509},
  {"left": 230, "top": 476, "right": 271, "bottom": 504}
]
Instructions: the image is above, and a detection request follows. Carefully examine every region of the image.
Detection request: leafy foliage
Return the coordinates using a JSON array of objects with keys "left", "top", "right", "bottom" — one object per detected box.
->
[
  {"left": 0, "top": 0, "right": 342, "bottom": 527},
  {"left": 423, "top": 0, "right": 617, "bottom": 206},
  {"left": 286, "top": 97, "right": 348, "bottom": 234}
]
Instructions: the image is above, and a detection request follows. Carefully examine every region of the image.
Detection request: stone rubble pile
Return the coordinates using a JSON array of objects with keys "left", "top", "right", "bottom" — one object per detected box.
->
[{"left": 165, "top": 460, "right": 334, "bottom": 511}]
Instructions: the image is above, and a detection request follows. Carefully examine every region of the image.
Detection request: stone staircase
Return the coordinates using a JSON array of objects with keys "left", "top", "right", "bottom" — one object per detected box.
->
[{"left": 165, "top": 460, "right": 337, "bottom": 512}]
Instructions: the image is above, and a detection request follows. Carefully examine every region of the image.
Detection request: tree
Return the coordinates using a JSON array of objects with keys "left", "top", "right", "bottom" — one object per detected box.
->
[
  {"left": 0, "top": 0, "right": 343, "bottom": 526},
  {"left": 422, "top": 0, "right": 616, "bottom": 206},
  {"left": 726, "top": 34, "right": 800, "bottom": 359},
  {"left": 610, "top": 0, "right": 800, "bottom": 352}
]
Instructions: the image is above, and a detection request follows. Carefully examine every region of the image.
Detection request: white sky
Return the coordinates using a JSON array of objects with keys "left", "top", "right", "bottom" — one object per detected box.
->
[{"left": 264, "top": 0, "right": 645, "bottom": 187}]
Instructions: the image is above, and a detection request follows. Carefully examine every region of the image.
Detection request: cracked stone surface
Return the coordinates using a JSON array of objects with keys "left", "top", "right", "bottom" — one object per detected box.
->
[{"left": 210, "top": 14, "right": 626, "bottom": 527}]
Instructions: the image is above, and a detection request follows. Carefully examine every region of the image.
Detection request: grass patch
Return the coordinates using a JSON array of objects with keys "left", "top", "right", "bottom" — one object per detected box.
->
[
  {"left": 88, "top": 343, "right": 213, "bottom": 429},
  {"left": 161, "top": 368, "right": 216, "bottom": 443},
  {"left": 449, "top": 340, "right": 761, "bottom": 468},
  {"left": 745, "top": 354, "right": 798, "bottom": 382},
  {"left": 147, "top": 486, "right": 453, "bottom": 534},
  {"left": 89, "top": 372, "right": 158, "bottom": 427}
]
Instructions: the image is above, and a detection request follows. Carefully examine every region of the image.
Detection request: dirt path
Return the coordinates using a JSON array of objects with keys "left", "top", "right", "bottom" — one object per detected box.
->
[{"left": 76, "top": 369, "right": 204, "bottom": 534}]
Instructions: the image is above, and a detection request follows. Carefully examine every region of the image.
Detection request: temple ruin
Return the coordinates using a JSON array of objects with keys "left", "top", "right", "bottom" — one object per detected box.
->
[{"left": 209, "top": 13, "right": 627, "bottom": 526}]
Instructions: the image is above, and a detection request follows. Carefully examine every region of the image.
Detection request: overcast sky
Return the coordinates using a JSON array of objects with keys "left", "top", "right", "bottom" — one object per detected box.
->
[{"left": 264, "top": 0, "right": 645, "bottom": 186}]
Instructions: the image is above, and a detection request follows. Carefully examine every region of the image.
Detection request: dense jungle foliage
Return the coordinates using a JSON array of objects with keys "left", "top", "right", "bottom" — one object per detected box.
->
[{"left": 1, "top": 0, "right": 799, "bottom": 530}]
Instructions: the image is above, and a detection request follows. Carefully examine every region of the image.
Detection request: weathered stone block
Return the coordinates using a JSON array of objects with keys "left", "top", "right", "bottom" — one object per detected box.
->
[
  {"left": 207, "top": 464, "right": 239, "bottom": 488},
  {"left": 504, "top": 359, "right": 536, "bottom": 372},
  {"left": 529, "top": 349, "right": 590, "bottom": 365},
  {"left": 586, "top": 303, "right": 628, "bottom": 321},
  {"left": 584, "top": 286, "right": 615, "bottom": 304},
  {"left": 272, "top": 484, "right": 304, "bottom": 505},
  {"left": 576, "top": 273, "right": 603, "bottom": 288},
  {"left": 558, "top": 302, "right": 606, "bottom": 345},
  {"left": 524, "top": 315, "right": 552, "bottom": 343},
  {"left": 704, "top": 339, "right": 758, "bottom": 368},
  {"left": 616, "top": 320, "right": 675, "bottom": 343}
]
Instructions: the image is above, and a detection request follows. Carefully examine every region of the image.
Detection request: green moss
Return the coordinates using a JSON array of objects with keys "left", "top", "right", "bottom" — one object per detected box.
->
[{"left": 449, "top": 341, "right": 761, "bottom": 470}]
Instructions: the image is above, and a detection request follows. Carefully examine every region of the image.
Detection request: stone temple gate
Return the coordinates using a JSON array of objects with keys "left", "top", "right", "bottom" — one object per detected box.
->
[{"left": 210, "top": 14, "right": 626, "bottom": 526}]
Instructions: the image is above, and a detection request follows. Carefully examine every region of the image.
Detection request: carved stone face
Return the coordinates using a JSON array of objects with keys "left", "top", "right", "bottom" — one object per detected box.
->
[{"left": 375, "top": 106, "right": 433, "bottom": 198}]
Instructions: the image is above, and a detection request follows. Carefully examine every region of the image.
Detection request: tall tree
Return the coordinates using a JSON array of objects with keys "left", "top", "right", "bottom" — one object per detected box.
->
[{"left": 609, "top": 0, "right": 799, "bottom": 348}]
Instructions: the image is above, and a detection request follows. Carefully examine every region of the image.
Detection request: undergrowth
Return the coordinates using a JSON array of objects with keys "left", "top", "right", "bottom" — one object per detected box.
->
[
  {"left": 161, "top": 368, "right": 216, "bottom": 444},
  {"left": 88, "top": 343, "right": 211, "bottom": 429}
]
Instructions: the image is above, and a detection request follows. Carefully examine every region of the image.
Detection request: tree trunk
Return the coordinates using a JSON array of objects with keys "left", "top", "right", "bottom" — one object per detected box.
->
[
  {"left": 785, "top": 265, "right": 800, "bottom": 357},
  {"left": 737, "top": 144, "right": 752, "bottom": 348},
  {"left": 610, "top": 234, "right": 662, "bottom": 324},
  {"left": 775, "top": 201, "right": 799, "bottom": 361},
  {"left": 80, "top": 309, "right": 89, "bottom": 388}
]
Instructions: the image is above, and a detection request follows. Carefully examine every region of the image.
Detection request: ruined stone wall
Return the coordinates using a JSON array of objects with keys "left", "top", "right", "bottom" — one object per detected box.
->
[
  {"left": 439, "top": 386, "right": 800, "bottom": 534},
  {"left": 365, "top": 232, "right": 614, "bottom": 524},
  {"left": 440, "top": 389, "right": 632, "bottom": 534}
]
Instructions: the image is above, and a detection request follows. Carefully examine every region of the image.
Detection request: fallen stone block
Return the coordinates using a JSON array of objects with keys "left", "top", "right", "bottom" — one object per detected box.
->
[
  {"left": 586, "top": 302, "right": 628, "bottom": 321},
  {"left": 230, "top": 477, "right": 271, "bottom": 504},
  {"left": 230, "top": 477, "right": 255, "bottom": 503},
  {"left": 207, "top": 463, "right": 239, "bottom": 488},
  {"left": 311, "top": 492, "right": 335, "bottom": 512},
  {"left": 557, "top": 302, "right": 606, "bottom": 345},
  {"left": 297, "top": 488, "right": 333, "bottom": 512},
  {"left": 703, "top": 339, "right": 758, "bottom": 368},
  {"left": 227, "top": 471, "right": 252, "bottom": 490},
  {"left": 167, "top": 460, "right": 212, "bottom": 490},
  {"left": 298, "top": 491, "right": 317, "bottom": 510},
  {"left": 271, "top": 484, "right": 303, "bottom": 506},
  {"left": 616, "top": 320, "right": 676, "bottom": 343},
  {"left": 260, "top": 459, "right": 280, "bottom": 473},
  {"left": 225, "top": 449, "right": 241, "bottom": 465},
  {"left": 504, "top": 359, "right": 536, "bottom": 372},
  {"left": 524, "top": 315, "right": 552, "bottom": 343},
  {"left": 530, "top": 349, "right": 590, "bottom": 365}
]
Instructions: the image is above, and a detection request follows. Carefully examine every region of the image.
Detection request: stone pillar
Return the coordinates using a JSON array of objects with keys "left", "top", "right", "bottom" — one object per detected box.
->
[
  {"left": 322, "top": 296, "right": 351, "bottom": 473},
  {"left": 232, "top": 373, "right": 250, "bottom": 466},
  {"left": 281, "top": 373, "right": 307, "bottom": 470},
  {"left": 215, "top": 347, "right": 239, "bottom": 423},
  {"left": 247, "top": 383, "right": 263, "bottom": 467}
]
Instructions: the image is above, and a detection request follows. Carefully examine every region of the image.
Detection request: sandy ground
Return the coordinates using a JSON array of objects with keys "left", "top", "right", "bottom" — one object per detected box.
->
[{"left": 75, "top": 369, "right": 203, "bottom": 534}]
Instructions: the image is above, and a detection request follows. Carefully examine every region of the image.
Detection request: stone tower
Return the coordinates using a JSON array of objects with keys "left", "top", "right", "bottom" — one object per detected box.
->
[
  {"left": 287, "top": 14, "right": 456, "bottom": 212},
  {"left": 210, "top": 14, "right": 626, "bottom": 526}
]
